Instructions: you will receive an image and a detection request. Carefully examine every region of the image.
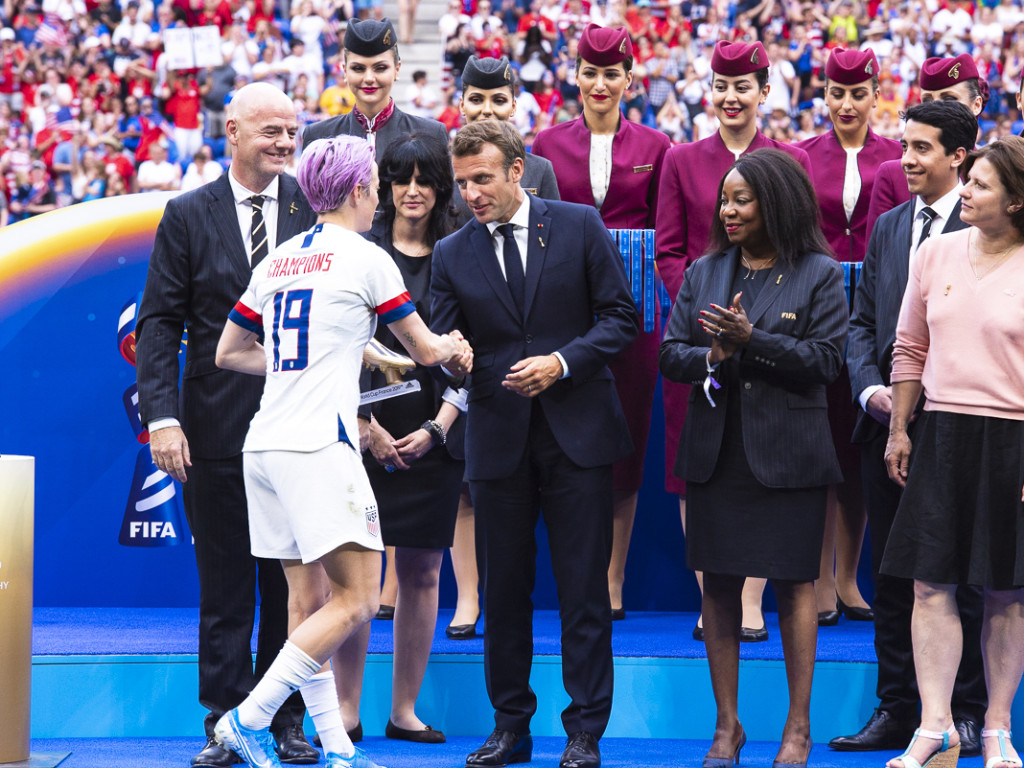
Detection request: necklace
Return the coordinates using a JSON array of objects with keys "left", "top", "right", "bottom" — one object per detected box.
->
[
  {"left": 969, "top": 230, "right": 1022, "bottom": 281},
  {"left": 740, "top": 253, "right": 777, "bottom": 279}
]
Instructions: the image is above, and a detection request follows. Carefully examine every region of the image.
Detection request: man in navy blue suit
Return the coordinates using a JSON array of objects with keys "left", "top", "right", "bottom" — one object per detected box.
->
[
  {"left": 837, "top": 100, "right": 986, "bottom": 756},
  {"left": 431, "top": 120, "right": 638, "bottom": 768}
]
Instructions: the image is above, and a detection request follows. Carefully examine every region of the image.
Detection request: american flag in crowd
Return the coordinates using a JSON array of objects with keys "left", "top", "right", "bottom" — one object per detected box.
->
[{"left": 33, "top": 12, "right": 68, "bottom": 47}]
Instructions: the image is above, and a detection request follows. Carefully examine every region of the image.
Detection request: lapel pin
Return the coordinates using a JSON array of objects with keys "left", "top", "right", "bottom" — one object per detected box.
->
[
  {"left": 539, "top": 236, "right": 545, "bottom": 248},
  {"left": 289, "top": 202, "right": 298, "bottom": 215},
  {"left": 776, "top": 275, "right": 782, "bottom": 285},
  {"left": 945, "top": 284, "right": 951, "bottom": 295}
]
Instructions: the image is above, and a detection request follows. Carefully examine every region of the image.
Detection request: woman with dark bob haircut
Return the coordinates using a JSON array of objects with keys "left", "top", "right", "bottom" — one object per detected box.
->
[
  {"left": 331, "top": 133, "right": 464, "bottom": 746},
  {"left": 881, "top": 135, "right": 1024, "bottom": 768},
  {"left": 660, "top": 148, "right": 849, "bottom": 768}
]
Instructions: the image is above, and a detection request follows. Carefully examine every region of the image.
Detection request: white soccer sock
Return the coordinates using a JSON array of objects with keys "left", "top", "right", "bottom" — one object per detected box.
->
[
  {"left": 300, "top": 670, "right": 354, "bottom": 758},
  {"left": 237, "top": 640, "right": 320, "bottom": 730}
]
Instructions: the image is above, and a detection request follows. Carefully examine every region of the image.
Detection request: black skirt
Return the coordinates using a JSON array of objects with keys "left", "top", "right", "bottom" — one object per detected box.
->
[
  {"left": 880, "top": 410, "right": 1024, "bottom": 589},
  {"left": 686, "top": 377, "right": 828, "bottom": 582}
]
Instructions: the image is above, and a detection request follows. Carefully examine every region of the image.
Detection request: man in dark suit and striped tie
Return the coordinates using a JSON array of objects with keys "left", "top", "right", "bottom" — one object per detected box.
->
[
  {"left": 836, "top": 100, "right": 987, "bottom": 755},
  {"left": 135, "top": 82, "right": 319, "bottom": 768}
]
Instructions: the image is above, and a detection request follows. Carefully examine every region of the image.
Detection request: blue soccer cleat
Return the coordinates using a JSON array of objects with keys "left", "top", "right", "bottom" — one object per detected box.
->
[
  {"left": 213, "top": 709, "right": 282, "bottom": 768},
  {"left": 325, "top": 747, "right": 388, "bottom": 768}
]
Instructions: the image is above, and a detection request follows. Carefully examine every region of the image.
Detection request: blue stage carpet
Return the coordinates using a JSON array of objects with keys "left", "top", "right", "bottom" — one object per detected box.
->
[
  {"left": 30, "top": 737, "right": 986, "bottom": 768},
  {"left": 32, "top": 608, "right": 878, "bottom": 662}
]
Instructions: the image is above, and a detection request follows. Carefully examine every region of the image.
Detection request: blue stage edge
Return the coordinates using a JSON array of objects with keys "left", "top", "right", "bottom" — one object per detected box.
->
[{"left": 30, "top": 608, "right": 1024, "bottom": 743}]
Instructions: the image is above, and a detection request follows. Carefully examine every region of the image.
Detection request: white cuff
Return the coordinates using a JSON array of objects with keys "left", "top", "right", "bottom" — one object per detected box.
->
[
  {"left": 859, "top": 384, "right": 885, "bottom": 412},
  {"left": 553, "top": 351, "right": 569, "bottom": 379},
  {"left": 442, "top": 386, "right": 469, "bottom": 413},
  {"left": 148, "top": 417, "right": 181, "bottom": 433}
]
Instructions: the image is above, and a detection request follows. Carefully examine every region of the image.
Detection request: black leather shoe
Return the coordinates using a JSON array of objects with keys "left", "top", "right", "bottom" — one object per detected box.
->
[
  {"left": 838, "top": 598, "right": 874, "bottom": 622},
  {"left": 376, "top": 604, "right": 395, "bottom": 620},
  {"left": 386, "top": 718, "right": 446, "bottom": 743},
  {"left": 828, "top": 708, "right": 917, "bottom": 751},
  {"left": 312, "top": 721, "right": 362, "bottom": 748},
  {"left": 954, "top": 715, "right": 982, "bottom": 757},
  {"left": 740, "top": 624, "right": 768, "bottom": 643},
  {"left": 274, "top": 724, "right": 319, "bottom": 764},
  {"left": 446, "top": 612, "right": 481, "bottom": 639},
  {"left": 610, "top": 608, "right": 626, "bottom": 621},
  {"left": 466, "top": 729, "right": 532, "bottom": 766},
  {"left": 561, "top": 732, "right": 600, "bottom": 768},
  {"left": 191, "top": 736, "right": 241, "bottom": 767},
  {"left": 692, "top": 624, "right": 705, "bottom": 642},
  {"left": 817, "top": 610, "right": 841, "bottom": 626}
]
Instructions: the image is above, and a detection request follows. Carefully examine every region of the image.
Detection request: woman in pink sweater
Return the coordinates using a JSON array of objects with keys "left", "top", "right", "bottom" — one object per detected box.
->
[{"left": 882, "top": 137, "right": 1024, "bottom": 768}]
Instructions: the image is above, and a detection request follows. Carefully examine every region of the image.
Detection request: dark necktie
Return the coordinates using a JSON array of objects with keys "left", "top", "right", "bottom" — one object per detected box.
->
[
  {"left": 250, "top": 195, "right": 269, "bottom": 267},
  {"left": 497, "top": 223, "right": 525, "bottom": 315},
  {"left": 915, "top": 206, "right": 936, "bottom": 252}
]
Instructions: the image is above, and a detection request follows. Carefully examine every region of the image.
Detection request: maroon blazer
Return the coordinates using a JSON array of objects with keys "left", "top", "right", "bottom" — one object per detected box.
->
[
  {"left": 865, "top": 158, "right": 910, "bottom": 243},
  {"left": 796, "top": 129, "right": 902, "bottom": 263},
  {"left": 655, "top": 131, "right": 813, "bottom": 300},
  {"left": 532, "top": 117, "right": 671, "bottom": 229}
]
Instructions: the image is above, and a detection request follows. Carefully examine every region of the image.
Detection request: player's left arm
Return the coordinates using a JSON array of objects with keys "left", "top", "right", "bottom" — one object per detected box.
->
[{"left": 216, "top": 319, "right": 267, "bottom": 375}]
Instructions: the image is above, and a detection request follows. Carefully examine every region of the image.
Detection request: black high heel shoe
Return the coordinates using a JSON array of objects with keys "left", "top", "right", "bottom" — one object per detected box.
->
[
  {"left": 445, "top": 611, "right": 481, "bottom": 639},
  {"left": 837, "top": 598, "right": 874, "bottom": 621}
]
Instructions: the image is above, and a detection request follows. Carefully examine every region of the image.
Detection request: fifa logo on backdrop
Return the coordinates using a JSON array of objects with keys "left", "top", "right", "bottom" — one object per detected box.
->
[{"left": 116, "top": 294, "right": 188, "bottom": 548}]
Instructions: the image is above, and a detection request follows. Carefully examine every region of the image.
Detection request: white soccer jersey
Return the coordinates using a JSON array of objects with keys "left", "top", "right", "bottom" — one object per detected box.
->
[{"left": 229, "top": 222, "right": 415, "bottom": 453}]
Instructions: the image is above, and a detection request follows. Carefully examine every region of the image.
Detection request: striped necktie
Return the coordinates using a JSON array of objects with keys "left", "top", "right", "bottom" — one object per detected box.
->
[{"left": 250, "top": 195, "right": 269, "bottom": 267}]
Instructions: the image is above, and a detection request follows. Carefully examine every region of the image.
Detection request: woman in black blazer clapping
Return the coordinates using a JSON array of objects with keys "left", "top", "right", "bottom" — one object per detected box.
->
[{"left": 659, "top": 149, "right": 849, "bottom": 768}]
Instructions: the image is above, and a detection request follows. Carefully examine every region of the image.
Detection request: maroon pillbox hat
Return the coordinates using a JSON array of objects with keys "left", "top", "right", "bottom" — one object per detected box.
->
[
  {"left": 711, "top": 40, "right": 769, "bottom": 76},
  {"left": 578, "top": 24, "right": 633, "bottom": 66},
  {"left": 920, "top": 54, "right": 979, "bottom": 91},
  {"left": 825, "top": 47, "right": 879, "bottom": 85}
]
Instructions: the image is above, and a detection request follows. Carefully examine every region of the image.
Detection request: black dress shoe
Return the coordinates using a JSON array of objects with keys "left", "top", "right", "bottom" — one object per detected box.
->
[
  {"left": 385, "top": 718, "right": 446, "bottom": 743},
  {"left": 376, "top": 604, "right": 395, "bottom": 620},
  {"left": 740, "top": 609, "right": 768, "bottom": 642},
  {"left": 954, "top": 715, "right": 982, "bottom": 757},
  {"left": 274, "top": 724, "right": 319, "bottom": 764},
  {"left": 191, "top": 736, "right": 241, "bottom": 767},
  {"left": 466, "top": 729, "right": 532, "bottom": 766},
  {"left": 610, "top": 607, "right": 626, "bottom": 621},
  {"left": 561, "top": 732, "right": 600, "bottom": 768},
  {"left": 828, "top": 708, "right": 917, "bottom": 751},
  {"left": 312, "top": 721, "right": 362, "bottom": 748},
  {"left": 838, "top": 598, "right": 874, "bottom": 622},
  {"left": 692, "top": 624, "right": 705, "bottom": 642},
  {"left": 446, "top": 612, "right": 481, "bottom": 639},
  {"left": 817, "top": 610, "right": 841, "bottom": 627}
]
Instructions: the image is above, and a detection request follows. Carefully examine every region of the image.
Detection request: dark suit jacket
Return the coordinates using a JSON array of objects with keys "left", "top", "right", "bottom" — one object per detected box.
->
[
  {"left": 659, "top": 247, "right": 848, "bottom": 488},
  {"left": 430, "top": 194, "right": 639, "bottom": 480},
  {"left": 848, "top": 197, "right": 968, "bottom": 444},
  {"left": 135, "top": 173, "right": 317, "bottom": 458}
]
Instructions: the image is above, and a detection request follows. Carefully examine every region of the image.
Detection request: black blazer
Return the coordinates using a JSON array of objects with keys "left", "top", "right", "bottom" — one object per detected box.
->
[
  {"left": 430, "top": 195, "right": 639, "bottom": 480},
  {"left": 135, "top": 174, "right": 317, "bottom": 458},
  {"left": 847, "top": 198, "right": 967, "bottom": 443},
  {"left": 361, "top": 221, "right": 466, "bottom": 461},
  {"left": 659, "top": 247, "right": 848, "bottom": 488}
]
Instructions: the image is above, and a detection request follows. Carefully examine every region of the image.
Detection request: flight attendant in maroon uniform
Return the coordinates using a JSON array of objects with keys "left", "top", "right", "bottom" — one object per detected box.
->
[
  {"left": 796, "top": 47, "right": 900, "bottom": 626},
  {"left": 656, "top": 40, "right": 812, "bottom": 640},
  {"left": 866, "top": 53, "right": 987, "bottom": 236},
  {"left": 533, "top": 24, "right": 671, "bottom": 621}
]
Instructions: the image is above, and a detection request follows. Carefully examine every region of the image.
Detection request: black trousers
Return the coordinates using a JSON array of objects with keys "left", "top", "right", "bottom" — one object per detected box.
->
[
  {"left": 183, "top": 454, "right": 305, "bottom": 736},
  {"left": 861, "top": 430, "right": 987, "bottom": 722},
  {"left": 471, "top": 404, "right": 614, "bottom": 738}
]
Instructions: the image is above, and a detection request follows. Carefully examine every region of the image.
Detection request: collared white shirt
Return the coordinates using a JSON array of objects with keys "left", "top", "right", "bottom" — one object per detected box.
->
[
  {"left": 484, "top": 194, "right": 569, "bottom": 378},
  {"left": 910, "top": 182, "right": 963, "bottom": 259},
  {"left": 228, "top": 170, "right": 281, "bottom": 265},
  {"left": 589, "top": 133, "right": 613, "bottom": 211}
]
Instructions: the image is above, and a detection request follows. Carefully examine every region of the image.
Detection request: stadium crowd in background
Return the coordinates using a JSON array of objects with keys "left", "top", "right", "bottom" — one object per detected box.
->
[{"left": 2, "top": 0, "right": 1024, "bottom": 223}]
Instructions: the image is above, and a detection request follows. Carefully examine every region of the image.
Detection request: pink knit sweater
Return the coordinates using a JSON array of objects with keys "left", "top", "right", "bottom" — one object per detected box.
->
[{"left": 892, "top": 227, "right": 1024, "bottom": 421}]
